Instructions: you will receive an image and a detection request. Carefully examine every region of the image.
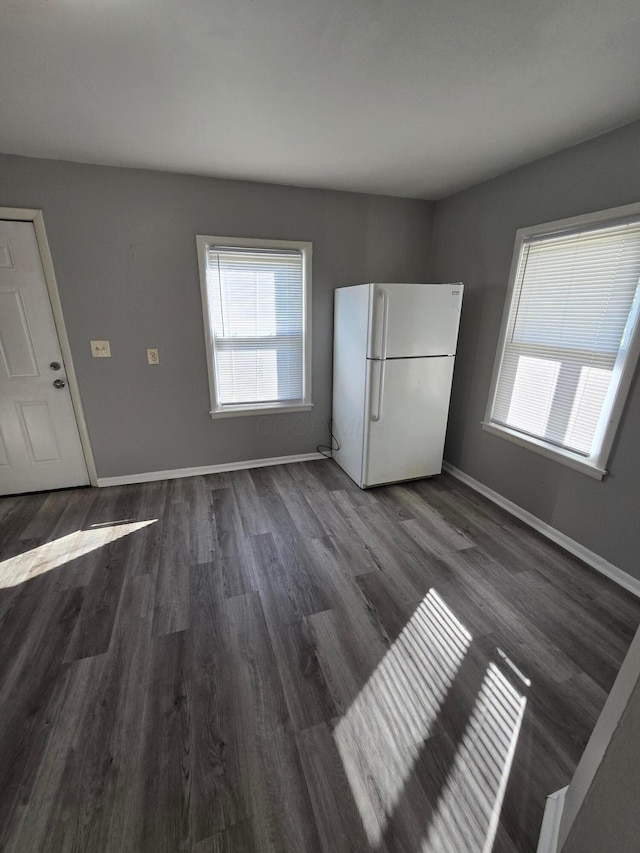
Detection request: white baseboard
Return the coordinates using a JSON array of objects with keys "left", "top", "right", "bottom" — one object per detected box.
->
[
  {"left": 536, "top": 787, "right": 567, "bottom": 853},
  {"left": 442, "top": 462, "right": 640, "bottom": 599},
  {"left": 97, "top": 452, "right": 326, "bottom": 487}
]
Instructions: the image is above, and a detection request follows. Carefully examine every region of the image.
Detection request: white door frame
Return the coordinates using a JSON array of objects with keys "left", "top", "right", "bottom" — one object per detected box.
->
[{"left": 0, "top": 207, "right": 98, "bottom": 487}]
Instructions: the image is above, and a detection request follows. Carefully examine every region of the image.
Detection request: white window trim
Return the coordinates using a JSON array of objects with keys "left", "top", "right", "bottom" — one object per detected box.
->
[
  {"left": 196, "top": 234, "right": 313, "bottom": 418},
  {"left": 483, "top": 201, "right": 640, "bottom": 480}
]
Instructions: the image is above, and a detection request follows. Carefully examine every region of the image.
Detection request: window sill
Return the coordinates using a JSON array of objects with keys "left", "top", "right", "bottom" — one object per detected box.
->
[
  {"left": 209, "top": 402, "right": 313, "bottom": 419},
  {"left": 481, "top": 421, "right": 607, "bottom": 480}
]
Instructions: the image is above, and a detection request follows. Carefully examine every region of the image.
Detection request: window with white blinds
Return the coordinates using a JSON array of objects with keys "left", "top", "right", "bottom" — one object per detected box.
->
[
  {"left": 197, "top": 236, "right": 312, "bottom": 416},
  {"left": 485, "top": 207, "right": 640, "bottom": 478}
]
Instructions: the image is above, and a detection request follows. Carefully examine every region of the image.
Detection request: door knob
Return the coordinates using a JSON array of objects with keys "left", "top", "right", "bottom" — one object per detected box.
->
[
  {"left": 50, "top": 361, "right": 61, "bottom": 371},
  {"left": 53, "top": 379, "right": 66, "bottom": 389}
]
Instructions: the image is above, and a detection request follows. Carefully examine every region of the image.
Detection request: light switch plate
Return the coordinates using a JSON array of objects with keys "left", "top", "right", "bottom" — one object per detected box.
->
[
  {"left": 147, "top": 348, "right": 159, "bottom": 365},
  {"left": 90, "top": 340, "right": 111, "bottom": 358}
]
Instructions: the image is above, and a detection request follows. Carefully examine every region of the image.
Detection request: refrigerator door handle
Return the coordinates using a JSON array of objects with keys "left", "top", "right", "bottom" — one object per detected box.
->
[
  {"left": 371, "top": 359, "right": 386, "bottom": 422},
  {"left": 381, "top": 289, "right": 390, "bottom": 360},
  {"left": 375, "top": 288, "right": 390, "bottom": 359}
]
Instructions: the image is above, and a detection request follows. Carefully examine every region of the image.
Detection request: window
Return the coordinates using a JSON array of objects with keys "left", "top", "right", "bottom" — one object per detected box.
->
[
  {"left": 484, "top": 204, "right": 640, "bottom": 479},
  {"left": 197, "top": 236, "right": 312, "bottom": 417}
]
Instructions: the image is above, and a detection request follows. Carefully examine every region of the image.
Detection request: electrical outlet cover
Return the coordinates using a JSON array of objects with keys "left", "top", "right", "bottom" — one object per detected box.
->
[
  {"left": 147, "top": 348, "right": 159, "bottom": 365},
  {"left": 90, "top": 340, "right": 111, "bottom": 358}
]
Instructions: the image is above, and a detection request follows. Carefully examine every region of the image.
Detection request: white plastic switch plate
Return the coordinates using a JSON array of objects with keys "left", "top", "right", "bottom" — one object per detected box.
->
[
  {"left": 147, "top": 348, "right": 159, "bottom": 365},
  {"left": 90, "top": 340, "right": 111, "bottom": 358}
]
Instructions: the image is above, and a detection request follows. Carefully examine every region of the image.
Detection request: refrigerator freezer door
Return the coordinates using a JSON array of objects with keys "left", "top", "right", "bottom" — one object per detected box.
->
[
  {"left": 363, "top": 356, "right": 455, "bottom": 487},
  {"left": 368, "top": 283, "right": 463, "bottom": 359}
]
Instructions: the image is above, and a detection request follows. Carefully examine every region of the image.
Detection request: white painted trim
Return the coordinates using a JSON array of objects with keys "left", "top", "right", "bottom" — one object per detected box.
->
[
  {"left": 481, "top": 421, "right": 606, "bottom": 480},
  {"left": 0, "top": 206, "right": 98, "bottom": 487},
  {"left": 196, "top": 234, "right": 313, "bottom": 417},
  {"left": 97, "top": 451, "right": 326, "bottom": 487},
  {"left": 442, "top": 462, "right": 640, "bottom": 599},
  {"left": 484, "top": 201, "right": 640, "bottom": 478},
  {"left": 208, "top": 403, "right": 314, "bottom": 419},
  {"left": 536, "top": 787, "right": 567, "bottom": 853}
]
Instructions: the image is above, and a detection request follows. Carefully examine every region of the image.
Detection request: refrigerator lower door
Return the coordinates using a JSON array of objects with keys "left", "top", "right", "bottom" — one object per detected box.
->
[{"left": 363, "top": 356, "right": 455, "bottom": 487}]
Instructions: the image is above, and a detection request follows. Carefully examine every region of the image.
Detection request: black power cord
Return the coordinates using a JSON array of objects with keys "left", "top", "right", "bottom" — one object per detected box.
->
[{"left": 317, "top": 418, "right": 340, "bottom": 459}]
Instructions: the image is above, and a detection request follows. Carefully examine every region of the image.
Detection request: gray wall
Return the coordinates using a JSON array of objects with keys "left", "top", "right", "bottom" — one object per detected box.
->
[
  {"left": 562, "top": 679, "right": 640, "bottom": 852},
  {"left": 0, "top": 154, "right": 434, "bottom": 478},
  {"left": 429, "top": 119, "right": 640, "bottom": 578},
  {"left": 560, "top": 625, "right": 640, "bottom": 853}
]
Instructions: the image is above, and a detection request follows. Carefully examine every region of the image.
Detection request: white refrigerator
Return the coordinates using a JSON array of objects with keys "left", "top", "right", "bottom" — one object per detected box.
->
[{"left": 332, "top": 282, "right": 463, "bottom": 488}]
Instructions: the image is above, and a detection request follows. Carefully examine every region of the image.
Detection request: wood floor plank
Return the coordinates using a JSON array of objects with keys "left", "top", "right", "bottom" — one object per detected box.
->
[
  {"left": 416, "top": 477, "right": 541, "bottom": 577},
  {"left": 0, "top": 587, "right": 84, "bottom": 849},
  {"left": 153, "top": 492, "right": 192, "bottom": 636},
  {"left": 530, "top": 549, "right": 640, "bottom": 642},
  {"left": 82, "top": 485, "right": 127, "bottom": 528},
  {"left": 333, "top": 489, "right": 453, "bottom": 590},
  {"left": 252, "top": 531, "right": 337, "bottom": 732},
  {"left": 211, "top": 487, "right": 256, "bottom": 599},
  {"left": 308, "top": 535, "right": 393, "bottom": 649},
  {"left": 72, "top": 574, "right": 152, "bottom": 853},
  {"left": 190, "top": 561, "right": 250, "bottom": 840},
  {"left": 122, "top": 479, "right": 168, "bottom": 578},
  {"left": 1, "top": 463, "right": 639, "bottom": 852},
  {"left": 269, "top": 463, "right": 327, "bottom": 541},
  {"left": 299, "top": 458, "right": 351, "bottom": 492},
  {"left": 0, "top": 576, "right": 81, "bottom": 707},
  {"left": 181, "top": 477, "right": 216, "bottom": 564},
  {"left": 45, "top": 489, "right": 101, "bottom": 590},
  {"left": 0, "top": 571, "right": 64, "bottom": 693},
  {"left": 258, "top": 489, "right": 334, "bottom": 618},
  {"left": 509, "top": 569, "right": 630, "bottom": 691},
  {"left": 296, "top": 721, "right": 376, "bottom": 853},
  {"left": 139, "top": 629, "right": 192, "bottom": 853},
  {"left": 18, "top": 490, "right": 78, "bottom": 542},
  {"left": 440, "top": 546, "right": 582, "bottom": 684},
  {"left": 193, "top": 818, "right": 256, "bottom": 853},
  {"left": 356, "top": 569, "right": 424, "bottom": 641},
  {"left": 433, "top": 473, "right": 640, "bottom": 628},
  {"left": 307, "top": 606, "right": 387, "bottom": 716},
  {"left": 0, "top": 492, "right": 47, "bottom": 558},
  {"left": 226, "top": 591, "right": 321, "bottom": 852},
  {"left": 247, "top": 465, "right": 277, "bottom": 498},
  {"left": 300, "top": 487, "right": 381, "bottom": 576},
  {"left": 33, "top": 575, "right": 153, "bottom": 853},
  {"left": 391, "top": 483, "right": 473, "bottom": 552},
  {"left": 3, "top": 653, "right": 99, "bottom": 853},
  {"left": 501, "top": 711, "right": 575, "bottom": 852},
  {"left": 0, "top": 531, "right": 57, "bottom": 592},
  {"left": 399, "top": 514, "right": 471, "bottom": 562},
  {"left": 64, "top": 535, "right": 128, "bottom": 661},
  {"left": 231, "top": 469, "right": 270, "bottom": 536}
]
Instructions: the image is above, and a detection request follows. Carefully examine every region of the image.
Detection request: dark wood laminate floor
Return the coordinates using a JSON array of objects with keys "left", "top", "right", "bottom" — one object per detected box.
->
[{"left": 1, "top": 460, "right": 638, "bottom": 852}]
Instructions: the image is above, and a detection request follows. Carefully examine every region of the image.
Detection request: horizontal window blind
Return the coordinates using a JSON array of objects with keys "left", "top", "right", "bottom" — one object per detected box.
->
[
  {"left": 491, "top": 220, "right": 640, "bottom": 457},
  {"left": 205, "top": 246, "right": 305, "bottom": 408}
]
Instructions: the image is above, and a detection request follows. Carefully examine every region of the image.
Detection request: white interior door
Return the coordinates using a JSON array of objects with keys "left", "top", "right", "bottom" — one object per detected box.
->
[
  {"left": 363, "top": 356, "right": 455, "bottom": 487},
  {"left": 0, "top": 220, "right": 89, "bottom": 495},
  {"left": 368, "top": 283, "right": 463, "bottom": 358}
]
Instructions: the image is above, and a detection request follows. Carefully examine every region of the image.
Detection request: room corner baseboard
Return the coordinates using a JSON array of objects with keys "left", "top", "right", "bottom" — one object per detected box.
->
[
  {"left": 442, "top": 462, "right": 640, "bottom": 599},
  {"left": 536, "top": 787, "right": 567, "bottom": 853},
  {"left": 96, "top": 452, "right": 326, "bottom": 487}
]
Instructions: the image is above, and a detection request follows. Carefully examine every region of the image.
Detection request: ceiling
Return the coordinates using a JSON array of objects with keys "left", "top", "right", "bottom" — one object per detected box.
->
[{"left": 2, "top": 0, "right": 640, "bottom": 199}]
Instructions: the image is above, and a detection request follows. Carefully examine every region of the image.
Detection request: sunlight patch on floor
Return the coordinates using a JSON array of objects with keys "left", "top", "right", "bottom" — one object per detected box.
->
[
  {"left": 0, "top": 520, "right": 156, "bottom": 588},
  {"left": 421, "top": 661, "right": 527, "bottom": 853},
  {"left": 333, "top": 589, "right": 473, "bottom": 845}
]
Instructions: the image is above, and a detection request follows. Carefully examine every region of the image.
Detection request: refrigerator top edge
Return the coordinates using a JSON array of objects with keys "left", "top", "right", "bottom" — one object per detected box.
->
[
  {"left": 366, "top": 354, "right": 455, "bottom": 360},
  {"left": 334, "top": 282, "right": 463, "bottom": 289}
]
